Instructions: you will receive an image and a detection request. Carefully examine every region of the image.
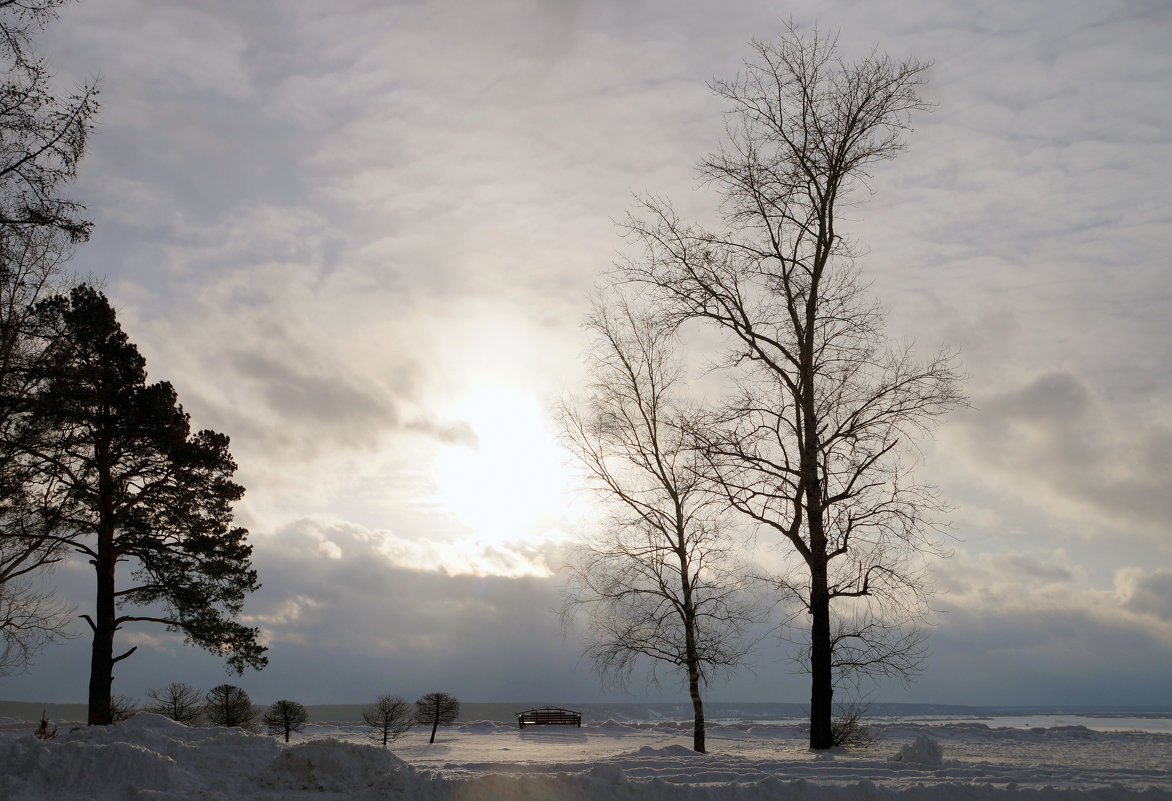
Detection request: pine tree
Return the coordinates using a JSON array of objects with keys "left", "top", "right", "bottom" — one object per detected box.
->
[{"left": 21, "top": 285, "right": 266, "bottom": 724}]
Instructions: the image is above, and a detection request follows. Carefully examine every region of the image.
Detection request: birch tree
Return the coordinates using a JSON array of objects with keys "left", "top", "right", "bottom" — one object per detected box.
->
[{"left": 560, "top": 293, "right": 757, "bottom": 753}]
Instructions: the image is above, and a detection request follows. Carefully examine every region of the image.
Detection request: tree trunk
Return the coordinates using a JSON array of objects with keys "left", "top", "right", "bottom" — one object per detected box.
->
[
  {"left": 808, "top": 567, "right": 834, "bottom": 749},
  {"left": 802, "top": 327, "right": 833, "bottom": 750},
  {"left": 687, "top": 660, "right": 706, "bottom": 753},
  {"left": 88, "top": 444, "right": 117, "bottom": 726},
  {"left": 87, "top": 526, "right": 116, "bottom": 726},
  {"left": 429, "top": 711, "right": 439, "bottom": 744}
]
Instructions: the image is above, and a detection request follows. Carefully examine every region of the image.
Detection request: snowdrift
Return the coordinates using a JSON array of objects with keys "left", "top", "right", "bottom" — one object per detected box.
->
[{"left": 1, "top": 712, "right": 1169, "bottom": 800}]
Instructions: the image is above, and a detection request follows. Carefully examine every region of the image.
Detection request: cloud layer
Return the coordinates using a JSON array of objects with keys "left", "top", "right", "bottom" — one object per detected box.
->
[{"left": 6, "top": 0, "right": 1168, "bottom": 706}]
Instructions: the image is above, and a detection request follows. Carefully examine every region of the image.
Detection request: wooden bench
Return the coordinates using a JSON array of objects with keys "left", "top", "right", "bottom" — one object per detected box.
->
[{"left": 516, "top": 706, "right": 581, "bottom": 729}]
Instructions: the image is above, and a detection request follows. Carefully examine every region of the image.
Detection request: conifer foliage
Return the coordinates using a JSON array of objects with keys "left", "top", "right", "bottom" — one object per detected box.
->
[{"left": 19, "top": 285, "right": 266, "bottom": 724}]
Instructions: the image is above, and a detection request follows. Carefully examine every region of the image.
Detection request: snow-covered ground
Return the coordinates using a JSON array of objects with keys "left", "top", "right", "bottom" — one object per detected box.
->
[{"left": 1, "top": 711, "right": 1170, "bottom": 799}]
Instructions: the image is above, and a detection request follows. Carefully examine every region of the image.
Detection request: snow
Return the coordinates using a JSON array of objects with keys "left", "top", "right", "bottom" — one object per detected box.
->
[
  {"left": 890, "top": 733, "right": 944, "bottom": 765},
  {"left": 1, "top": 712, "right": 1170, "bottom": 799}
]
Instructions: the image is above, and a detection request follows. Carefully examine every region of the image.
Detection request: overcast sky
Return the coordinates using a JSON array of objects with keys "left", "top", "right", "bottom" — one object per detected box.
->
[{"left": 4, "top": 0, "right": 1170, "bottom": 708}]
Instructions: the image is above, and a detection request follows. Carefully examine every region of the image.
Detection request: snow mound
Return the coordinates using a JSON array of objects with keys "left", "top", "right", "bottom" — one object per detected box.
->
[
  {"left": 586, "top": 762, "right": 629, "bottom": 786},
  {"left": 890, "top": 734, "right": 943, "bottom": 765},
  {"left": 637, "top": 744, "right": 699, "bottom": 757},
  {"left": 262, "top": 738, "right": 406, "bottom": 792},
  {"left": 114, "top": 711, "right": 191, "bottom": 736},
  {"left": 0, "top": 731, "right": 199, "bottom": 800}
]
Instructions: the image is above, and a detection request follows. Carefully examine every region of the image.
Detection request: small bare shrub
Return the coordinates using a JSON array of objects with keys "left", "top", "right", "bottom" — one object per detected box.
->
[
  {"left": 34, "top": 710, "right": 56, "bottom": 739},
  {"left": 111, "top": 695, "right": 138, "bottom": 723},
  {"left": 831, "top": 699, "right": 877, "bottom": 748}
]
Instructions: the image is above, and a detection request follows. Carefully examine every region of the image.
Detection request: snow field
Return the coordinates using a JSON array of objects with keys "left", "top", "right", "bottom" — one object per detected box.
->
[{"left": 1, "top": 712, "right": 1170, "bottom": 800}]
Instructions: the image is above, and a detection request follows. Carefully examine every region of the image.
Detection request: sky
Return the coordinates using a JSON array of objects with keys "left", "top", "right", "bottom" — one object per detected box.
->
[{"left": 2, "top": 0, "right": 1170, "bottom": 708}]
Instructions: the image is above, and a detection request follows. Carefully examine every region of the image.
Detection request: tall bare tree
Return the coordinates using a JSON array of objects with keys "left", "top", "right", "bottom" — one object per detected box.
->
[
  {"left": 559, "top": 293, "right": 758, "bottom": 753},
  {"left": 0, "top": 0, "right": 97, "bottom": 674},
  {"left": 0, "top": 230, "right": 76, "bottom": 676},
  {"left": 621, "top": 26, "right": 965, "bottom": 749}
]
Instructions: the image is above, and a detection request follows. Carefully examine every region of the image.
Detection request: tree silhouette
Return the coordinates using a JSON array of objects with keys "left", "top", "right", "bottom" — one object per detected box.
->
[
  {"left": 621, "top": 26, "right": 964, "bottom": 748},
  {"left": 0, "top": 0, "right": 98, "bottom": 676},
  {"left": 19, "top": 286, "right": 266, "bottom": 724},
  {"left": 143, "top": 681, "right": 203, "bottom": 726},
  {"left": 263, "top": 699, "right": 308, "bottom": 743},
  {"left": 204, "top": 684, "right": 256, "bottom": 731},
  {"left": 0, "top": 0, "right": 98, "bottom": 243},
  {"left": 361, "top": 694, "right": 413, "bottom": 747},
  {"left": 415, "top": 692, "right": 459, "bottom": 744},
  {"left": 559, "top": 292, "right": 759, "bottom": 753}
]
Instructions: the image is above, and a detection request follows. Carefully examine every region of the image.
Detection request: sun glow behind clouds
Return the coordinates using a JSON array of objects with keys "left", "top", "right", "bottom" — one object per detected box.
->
[{"left": 432, "top": 387, "right": 584, "bottom": 557}]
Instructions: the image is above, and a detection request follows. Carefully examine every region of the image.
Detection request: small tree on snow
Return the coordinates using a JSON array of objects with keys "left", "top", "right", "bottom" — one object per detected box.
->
[
  {"left": 204, "top": 684, "right": 256, "bottom": 731},
  {"left": 362, "top": 694, "right": 413, "bottom": 747},
  {"left": 263, "top": 699, "right": 308, "bottom": 743},
  {"left": 415, "top": 692, "right": 459, "bottom": 744},
  {"left": 144, "top": 682, "right": 203, "bottom": 725}
]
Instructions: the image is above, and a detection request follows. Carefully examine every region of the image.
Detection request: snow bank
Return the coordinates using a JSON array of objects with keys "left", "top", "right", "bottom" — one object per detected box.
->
[
  {"left": 0, "top": 713, "right": 1169, "bottom": 800},
  {"left": 890, "top": 733, "right": 944, "bottom": 765},
  {"left": 262, "top": 739, "right": 406, "bottom": 792}
]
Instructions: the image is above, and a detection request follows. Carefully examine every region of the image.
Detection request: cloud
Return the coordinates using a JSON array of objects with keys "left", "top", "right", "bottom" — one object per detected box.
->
[
  {"left": 16, "top": 0, "right": 1171, "bottom": 709},
  {"left": 1116, "top": 568, "right": 1172, "bottom": 623},
  {"left": 950, "top": 371, "right": 1172, "bottom": 541},
  {"left": 404, "top": 418, "right": 480, "bottom": 449}
]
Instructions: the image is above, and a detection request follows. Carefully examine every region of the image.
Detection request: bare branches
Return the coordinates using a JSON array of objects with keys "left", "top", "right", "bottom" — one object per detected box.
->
[
  {"left": 263, "top": 699, "right": 308, "bottom": 743},
  {"left": 0, "top": 0, "right": 93, "bottom": 677},
  {"left": 615, "top": 25, "right": 962, "bottom": 750},
  {"left": 362, "top": 694, "right": 413, "bottom": 747},
  {"left": 560, "top": 288, "right": 762, "bottom": 752},
  {"left": 0, "top": 572, "right": 71, "bottom": 674},
  {"left": 144, "top": 681, "right": 203, "bottom": 726}
]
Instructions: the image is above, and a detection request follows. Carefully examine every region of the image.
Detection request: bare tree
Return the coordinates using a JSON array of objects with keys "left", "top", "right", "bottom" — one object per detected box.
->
[
  {"left": 0, "top": 0, "right": 98, "bottom": 244},
  {"left": 362, "top": 694, "right": 413, "bottom": 747},
  {"left": 559, "top": 293, "right": 759, "bottom": 753},
  {"left": 414, "top": 692, "right": 459, "bottom": 744},
  {"left": 0, "top": 233, "right": 76, "bottom": 676},
  {"left": 621, "top": 25, "right": 965, "bottom": 749},
  {"left": 0, "top": 0, "right": 96, "bottom": 676},
  {"left": 263, "top": 699, "right": 309, "bottom": 743},
  {"left": 144, "top": 682, "right": 204, "bottom": 726},
  {"left": 204, "top": 684, "right": 257, "bottom": 731}
]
